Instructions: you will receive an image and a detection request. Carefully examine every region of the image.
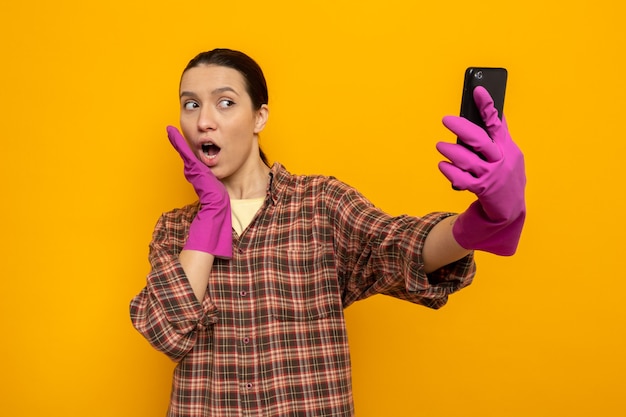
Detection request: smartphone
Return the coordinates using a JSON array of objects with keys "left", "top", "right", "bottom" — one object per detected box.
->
[
  {"left": 453, "top": 67, "right": 507, "bottom": 189},
  {"left": 459, "top": 67, "right": 507, "bottom": 131}
]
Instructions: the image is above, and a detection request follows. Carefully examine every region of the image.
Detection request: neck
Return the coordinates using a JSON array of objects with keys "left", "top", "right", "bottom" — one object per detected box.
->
[{"left": 223, "top": 159, "right": 271, "bottom": 200}]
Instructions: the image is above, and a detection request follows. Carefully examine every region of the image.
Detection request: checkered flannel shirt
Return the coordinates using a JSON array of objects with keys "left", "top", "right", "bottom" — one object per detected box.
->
[{"left": 130, "top": 162, "right": 475, "bottom": 417}]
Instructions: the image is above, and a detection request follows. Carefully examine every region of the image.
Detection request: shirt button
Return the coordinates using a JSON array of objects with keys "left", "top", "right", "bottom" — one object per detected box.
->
[
  {"left": 246, "top": 383, "right": 253, "bottom": 389},
  {"left": 239, "top": 290, "right": 247, "bottom": 297},
  {"left": 243, "top": 337, "right": 250, "bottom": 344}
]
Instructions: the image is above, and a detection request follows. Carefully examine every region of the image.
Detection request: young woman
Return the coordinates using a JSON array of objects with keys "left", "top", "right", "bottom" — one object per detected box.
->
[{"left": 130, "top": 48, "right": 525, "bottom": 417}]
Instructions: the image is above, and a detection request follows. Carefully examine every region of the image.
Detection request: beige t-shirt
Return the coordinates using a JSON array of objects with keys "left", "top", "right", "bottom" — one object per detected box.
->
[{"left": 230, "top": 198, "right": 264, "bottom": 235}]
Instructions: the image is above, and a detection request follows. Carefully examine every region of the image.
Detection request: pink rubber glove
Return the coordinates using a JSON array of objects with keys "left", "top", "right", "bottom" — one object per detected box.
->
[
  {"left": 436, "top": 86, "right": 526, "bottom": 256},
  {"left": 167, "top": 126, "right": 232, "bottom": 259}
]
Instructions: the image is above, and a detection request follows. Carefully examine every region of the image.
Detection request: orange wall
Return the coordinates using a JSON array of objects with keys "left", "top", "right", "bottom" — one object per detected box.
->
[{"left": 1, "top": 1, "right": 625, "bottom": 416}]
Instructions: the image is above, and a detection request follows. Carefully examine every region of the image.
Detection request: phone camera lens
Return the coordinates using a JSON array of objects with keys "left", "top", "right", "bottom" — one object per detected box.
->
[{"left": 474, "top": 71, "right": 483, "bottom": 80}]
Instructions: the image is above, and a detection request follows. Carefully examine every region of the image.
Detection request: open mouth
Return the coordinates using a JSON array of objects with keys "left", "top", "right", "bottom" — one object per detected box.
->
[{"left": 201, "top": 142, "right": 221, "bottom": 159}]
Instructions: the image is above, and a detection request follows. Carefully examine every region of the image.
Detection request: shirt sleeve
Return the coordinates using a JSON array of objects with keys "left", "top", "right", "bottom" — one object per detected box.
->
[
  {"left": 324, "top": 179, "right": 476, "bottom": 309},
  {"left": 129, "top": 204, "right": 219, "bottom": 362}
]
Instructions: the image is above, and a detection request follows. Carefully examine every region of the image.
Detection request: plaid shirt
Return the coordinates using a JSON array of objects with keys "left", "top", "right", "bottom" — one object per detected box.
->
[{"left": 130, "top": 162, "right": 475, "bottom": 417}]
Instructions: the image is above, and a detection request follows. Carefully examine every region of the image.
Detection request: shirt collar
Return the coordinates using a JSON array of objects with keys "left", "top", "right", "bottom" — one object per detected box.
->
[{"left": 266, "top": 162, "right": 290, "bottom": 205}]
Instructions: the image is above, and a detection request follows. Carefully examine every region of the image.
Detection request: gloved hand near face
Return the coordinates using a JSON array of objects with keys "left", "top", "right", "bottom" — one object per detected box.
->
[{"left": 167, "top": 126, "right": 233, "bottom": 259}]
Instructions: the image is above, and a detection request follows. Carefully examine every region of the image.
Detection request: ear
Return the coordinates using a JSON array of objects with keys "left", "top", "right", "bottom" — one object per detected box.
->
[{"left": 253, "top": 104, "right": 269, "bottom": 134}]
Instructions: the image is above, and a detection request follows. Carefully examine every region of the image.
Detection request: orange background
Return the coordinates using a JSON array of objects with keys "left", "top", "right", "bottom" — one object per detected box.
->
[{"left": 1, "top": 0, "right": 625, "bottom": 416}]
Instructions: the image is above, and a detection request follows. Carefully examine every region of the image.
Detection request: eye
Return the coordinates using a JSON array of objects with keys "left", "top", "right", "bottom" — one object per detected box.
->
[
  {"left": 217, "top": 99, "right": 235, "bottom": 109},
  {"left": 183, "top": 100, "right": 199, "bottom": 110}
]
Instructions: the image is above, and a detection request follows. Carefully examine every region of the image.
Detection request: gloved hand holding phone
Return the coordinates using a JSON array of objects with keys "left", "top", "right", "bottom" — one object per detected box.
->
[{"left": 436, "top": 86, "right": 526, "bottom": 256}]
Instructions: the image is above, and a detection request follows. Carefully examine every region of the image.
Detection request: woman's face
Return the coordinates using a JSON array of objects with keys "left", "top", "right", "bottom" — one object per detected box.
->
[{"left": 179, "top": 64, "right": 268, "bottom": 181}]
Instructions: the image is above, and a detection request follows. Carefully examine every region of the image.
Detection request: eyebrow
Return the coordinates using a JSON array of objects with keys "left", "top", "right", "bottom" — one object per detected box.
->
[{"left": 179, "top": 86, "right": 239, "bottom": 98}]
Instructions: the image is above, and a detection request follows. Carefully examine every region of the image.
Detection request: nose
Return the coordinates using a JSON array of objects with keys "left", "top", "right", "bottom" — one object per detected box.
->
[{"left": 197, "top": 106, "right": 217, "bottom": 131}]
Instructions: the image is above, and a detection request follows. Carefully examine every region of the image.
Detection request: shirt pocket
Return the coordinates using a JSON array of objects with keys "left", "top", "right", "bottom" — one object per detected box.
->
[{"left": 265, "top": 243, "right": 341, "bottom": 322}]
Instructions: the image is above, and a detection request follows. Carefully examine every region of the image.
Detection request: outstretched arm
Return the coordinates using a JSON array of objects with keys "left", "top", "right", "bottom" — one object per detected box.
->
[{"left": 422, "top": 214, "right": 470, "bottom": 273}]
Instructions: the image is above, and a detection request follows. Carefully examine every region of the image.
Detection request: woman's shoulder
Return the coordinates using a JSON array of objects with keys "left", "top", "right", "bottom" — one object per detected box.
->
[
  {"left": 159, "top": 201, "right": 200, "bottom": 222},
  {"left": 272, "top": 162, "right": 354, "bottom": 196}
]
